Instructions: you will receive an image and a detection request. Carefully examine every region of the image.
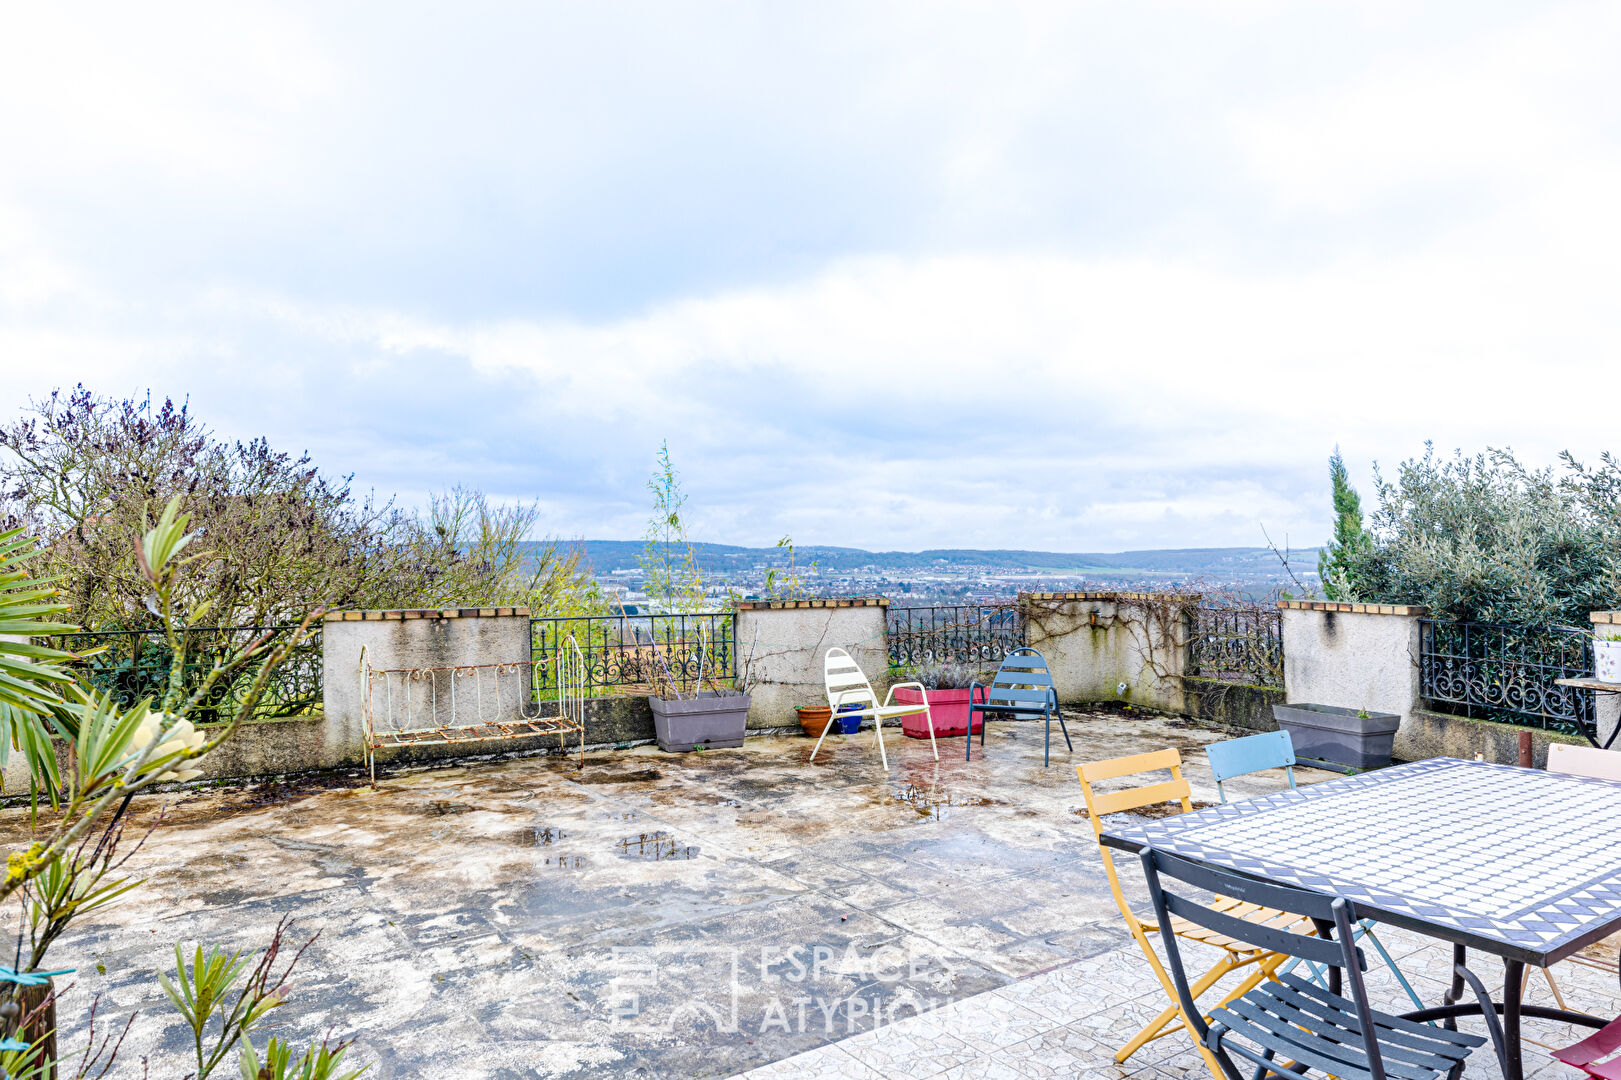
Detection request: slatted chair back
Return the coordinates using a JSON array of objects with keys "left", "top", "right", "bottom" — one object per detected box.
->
[
  {"left": 1139, "top": 847, "right": 1375, "bottom": 1075},
  {"left": 1205, "top": 730, "right": 1298, "bottom": 804},
  {"left": 823, "top": 647, "right": 878, "bottom": 712},
  {"left": 983, "top": 648, "right": 1057, "bottom": 717},
  {"left": 1076, "top": 749, "right": 1194, "bottom": 930},
  {"left": 1547, "top": 742, "right": 1621, "bottom": 782}
]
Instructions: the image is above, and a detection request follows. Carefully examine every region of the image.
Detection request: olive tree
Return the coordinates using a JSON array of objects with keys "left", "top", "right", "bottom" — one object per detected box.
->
[{"left": 1325, "top": 444, "right": 1621, "bottom": 625}]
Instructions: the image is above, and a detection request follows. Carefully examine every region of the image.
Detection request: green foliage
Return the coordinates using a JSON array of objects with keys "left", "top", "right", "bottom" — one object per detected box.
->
[
  {"left": 761, "top": 535, "right": 814, "bottom": 601},
  {"left": 239, "top": 1037, "right": 366, "bottom": 1080},
  {"left": 639, "top": 442, "right": 707, "bottom": 613},
  {"left": 0, "top": 527, "right": 76, "bottom": 718},
  {"left": 1317, "top": 448, "right": 1372, "bottom": 600},
  {"left": 1328, "top": 444, "right": 1621, "bottom": 624},
  {"left": 159, "top": 918, "right": 308, "bottom": 1079},
  {"left": 0, "top": 389, "right": 600, "bottom": 624}
]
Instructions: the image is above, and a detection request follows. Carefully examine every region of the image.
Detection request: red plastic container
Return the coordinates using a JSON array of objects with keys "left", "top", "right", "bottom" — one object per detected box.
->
[{"left": 894, "top": 687, "right": 982, "bottom": 738}]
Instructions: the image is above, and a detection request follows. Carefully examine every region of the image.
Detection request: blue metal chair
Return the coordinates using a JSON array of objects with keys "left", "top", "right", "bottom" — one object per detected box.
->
[
  {"left": 1204, "top": 730, "right": 1426, "bottom": 1013},
  {"left": 967, "top": 648, "right": 1072, "bottom": 766}
]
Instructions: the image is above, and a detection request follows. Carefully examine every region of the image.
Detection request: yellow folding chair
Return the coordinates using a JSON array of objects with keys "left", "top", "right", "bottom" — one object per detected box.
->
[{"left": 1076, "top": 749, "right": 1312, "bottom": 1077}]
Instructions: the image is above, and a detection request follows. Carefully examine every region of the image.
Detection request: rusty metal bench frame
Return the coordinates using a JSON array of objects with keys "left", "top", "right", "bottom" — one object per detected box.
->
[{"left": 361, "top": 637, "right": 586, "bottom": 783}]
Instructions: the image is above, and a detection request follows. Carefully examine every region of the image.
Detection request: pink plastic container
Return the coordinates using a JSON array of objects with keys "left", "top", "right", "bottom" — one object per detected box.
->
[{"left": 894, "top": 687, "right": 982, "bottom": 739}]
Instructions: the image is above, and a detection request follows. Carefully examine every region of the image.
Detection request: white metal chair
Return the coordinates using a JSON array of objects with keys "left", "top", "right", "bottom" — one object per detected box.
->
[{"left": 810, "top": 647, "right": 936, "bottom": 770}]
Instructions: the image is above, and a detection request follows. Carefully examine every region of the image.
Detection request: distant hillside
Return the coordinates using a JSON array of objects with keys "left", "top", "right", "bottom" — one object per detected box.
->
[{"left": 541, "top": 541, "right": 1319, "bottom": 577}]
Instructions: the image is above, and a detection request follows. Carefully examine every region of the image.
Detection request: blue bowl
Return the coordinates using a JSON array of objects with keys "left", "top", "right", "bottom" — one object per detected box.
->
[{"left": 835, "top": 704, "right": 864, "bottom": 734}]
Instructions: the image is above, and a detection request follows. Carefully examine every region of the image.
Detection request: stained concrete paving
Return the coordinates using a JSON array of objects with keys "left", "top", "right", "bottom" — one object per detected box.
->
[{"left": 6, "top": 712, "right": 1610, "bottom": 1079}]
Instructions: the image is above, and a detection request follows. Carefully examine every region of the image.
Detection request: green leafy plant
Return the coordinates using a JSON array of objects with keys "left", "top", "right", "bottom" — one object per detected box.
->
[
  {"left": 1323, "top": 443, "right": 1621, "bottom": 624},
  {"left": 1318, "top": 447, "right": 1372, "bottom": 601},
  {"left": 761, "top": 535, "right": 815, "bottom": 601},
  {"left": 639, "top": 442, "right": 708, "bottom": 614},
  {"left": 159, "top": 917, "right": 316, "bottom": 1079},
  {"left": 0, "top": 498, "right": 330, "bottom": 1073},
  {"left": 238, "top": 1036, "right": 366, "bottom": 1080}
]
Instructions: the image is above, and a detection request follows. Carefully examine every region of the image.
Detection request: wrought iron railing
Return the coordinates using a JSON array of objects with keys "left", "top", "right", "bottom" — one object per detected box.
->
[
  {"left": 1187, "top": 604, "right": 1284, "bottom": 688},
  {"left": 886, "top": 605, "right": 1027, "bottom": 668},
  {"left": 1418, "top": 618, "right": 1595, "bottom": 738},
  {"left": 531, "top": 612, "right": 736, "bottom": 697},
  {"left": 40, "top": 625, "right": 324, "bottom": 723}
]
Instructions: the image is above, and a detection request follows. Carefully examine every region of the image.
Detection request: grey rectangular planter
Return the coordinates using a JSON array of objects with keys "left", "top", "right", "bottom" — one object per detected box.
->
[
  {"left": 648, "top": 690, "right": 751, "bottom": 752},
  {"left": 1273, "top": 702, "right": 1401, "bottom": 772}
]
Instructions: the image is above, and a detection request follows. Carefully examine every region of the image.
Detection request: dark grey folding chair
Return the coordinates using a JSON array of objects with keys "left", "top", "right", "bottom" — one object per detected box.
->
[
  {"left": 1139, "top": 846, "right": 1507, "bottom": 1080},
  {"left": 966, "top": 647, "right": 1072, "bottom": 766}
]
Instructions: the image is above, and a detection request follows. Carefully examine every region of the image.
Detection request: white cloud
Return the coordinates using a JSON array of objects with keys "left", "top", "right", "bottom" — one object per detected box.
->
[{"left": 0, "top": 2, "right": 1616, "bottom": 551}]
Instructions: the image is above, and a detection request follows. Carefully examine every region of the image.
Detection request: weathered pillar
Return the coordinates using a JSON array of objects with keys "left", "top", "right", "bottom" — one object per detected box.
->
[
  {"left": 732, "top": 598, "right": 889, "bottom": 730},
  {"left": 1279, "top": 600, "right": 1426, "bottom": 756},
  {"left": 1023, "top": 591, "right": 1192, "bottom": 712}
]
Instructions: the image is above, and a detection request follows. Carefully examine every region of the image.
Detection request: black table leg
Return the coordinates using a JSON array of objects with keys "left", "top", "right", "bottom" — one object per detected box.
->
[
  {"left": 1446, "top": 946, "right": 1467, "bottom": 1080},
  {"left": 1503, "top": 958, "right": 1525, "bottom": 1080}
]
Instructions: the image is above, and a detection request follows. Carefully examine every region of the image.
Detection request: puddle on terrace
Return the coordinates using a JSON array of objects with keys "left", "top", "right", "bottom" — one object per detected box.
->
[
  {"left": 572, "top": 769, "right": 663, "bottom": 785},
  {"left": 422, "top": 800, "right": 472, "bottom": 816},
  {"left": 1093, "top": 800, "right": 1216, "bottom": 821},
  {"left": 511, "top": 826, "right": 566, "bottom": 847},
  {"left": 616, "top": 832, "right": 700, "bottom": 861},
  {"left": 888, "top": 783, "right": 1001, "bottom": 821},
  {"left": 544, "top": 854, "right": 587, "bottom": 869}
]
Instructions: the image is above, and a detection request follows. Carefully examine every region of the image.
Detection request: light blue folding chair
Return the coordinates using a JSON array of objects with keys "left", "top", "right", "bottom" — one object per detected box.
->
[{"left": 1204, "top": 730, "right": 1426, "bottom": 1013}]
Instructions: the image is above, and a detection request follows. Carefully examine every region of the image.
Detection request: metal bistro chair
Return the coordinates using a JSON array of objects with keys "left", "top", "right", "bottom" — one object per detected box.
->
[
  {"left": 1204, "top": 731, "right": 1425, "bottom": 1013},
  {"left": 1077, "top": 749, "right": 1312, "bottom": 1077},
  {"left": 1139, "top": 845, "right": 1504, "bottom": 1080},
  {"left": 966, "top": 648, "right": 1072, "bottom": 766},
  {"left": 810, "top": 647, "right": 937, "bottom": 771}
]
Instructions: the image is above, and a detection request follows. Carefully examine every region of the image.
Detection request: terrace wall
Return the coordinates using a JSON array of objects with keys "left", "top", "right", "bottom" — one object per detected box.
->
[
  {"left": 734, "top": 598, "right": 889, "bottom": 729},
  {"left": 1278, "top": 600, "right": 1621, "bottom": 765},
  {"left": 1025, "top": 592, "right": 1190, "bottom": 713}
]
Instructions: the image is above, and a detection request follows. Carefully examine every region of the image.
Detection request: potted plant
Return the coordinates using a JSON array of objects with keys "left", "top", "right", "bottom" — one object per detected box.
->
[
  {"left": 1272, "top": 702, "right": 1401, "bottom": 772},
  {"left": 1596, "top": 629, "right": 1621, "bottom": 683},
  {"left": 891, "top": 662, "right": 987, "bottom": 739},
  {"left": 646, "top": 628, "right": 752, "bottom": 752},
  {"left": 796, "top": 704, "right": 833, "bottom": 738}
]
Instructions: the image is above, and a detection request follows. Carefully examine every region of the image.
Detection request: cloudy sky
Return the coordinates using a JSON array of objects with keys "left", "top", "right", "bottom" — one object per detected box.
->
[{"left": 2, "top": 2, "right": 1617, "bottom": 552}]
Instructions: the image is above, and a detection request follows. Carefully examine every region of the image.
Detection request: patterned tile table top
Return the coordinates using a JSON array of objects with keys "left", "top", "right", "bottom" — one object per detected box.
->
[{"left": 1102, "top": 757, "right": 1621, "bottom": 962}]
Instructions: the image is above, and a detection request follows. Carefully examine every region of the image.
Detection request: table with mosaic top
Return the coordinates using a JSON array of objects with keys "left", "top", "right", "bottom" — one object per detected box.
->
[{"left": 1101, "top": 757, "right": 1620, "bottom": 1080}]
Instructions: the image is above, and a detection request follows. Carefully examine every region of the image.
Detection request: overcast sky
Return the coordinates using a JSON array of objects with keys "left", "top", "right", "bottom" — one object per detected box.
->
[{"left": 2, "top": 2, "right": 1617, "bottom": 552}]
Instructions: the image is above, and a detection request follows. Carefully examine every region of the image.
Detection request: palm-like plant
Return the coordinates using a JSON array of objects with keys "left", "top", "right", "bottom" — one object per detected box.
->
[{"left": 0, "top": 527, "right": 78, "bottom": 801}]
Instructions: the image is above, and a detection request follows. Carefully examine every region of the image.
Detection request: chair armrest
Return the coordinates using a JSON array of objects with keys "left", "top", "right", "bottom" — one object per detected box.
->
[
  {"left": 968, "top": 681, "right": 985, "bottom": 706},
  {"left": 884, "top": 681, "right": 927, "bottom": 706}
]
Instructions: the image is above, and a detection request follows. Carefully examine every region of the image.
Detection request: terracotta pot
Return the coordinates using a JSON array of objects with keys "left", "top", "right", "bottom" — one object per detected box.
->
[{"left": 797, "top": 705, "right": 833, "bottom": 738}]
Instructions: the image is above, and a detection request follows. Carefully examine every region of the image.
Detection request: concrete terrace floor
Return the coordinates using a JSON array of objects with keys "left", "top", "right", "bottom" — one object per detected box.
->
[{"left": 4, "top": 712, "right": 1617, "bottom": 1079}]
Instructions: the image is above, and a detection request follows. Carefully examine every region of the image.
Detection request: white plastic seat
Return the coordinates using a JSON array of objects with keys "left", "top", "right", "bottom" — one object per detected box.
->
[{"left": 810, "top": 647, "right": 936, "bottom": 771}]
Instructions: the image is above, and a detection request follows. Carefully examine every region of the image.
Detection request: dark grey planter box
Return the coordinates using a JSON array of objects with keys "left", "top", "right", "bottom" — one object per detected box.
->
[
  {"left": 648, "top": 691, "right": 751, "bottom": 752},
  {"left": 1273, "top": 703, "right": 1401, "bottom": 772}
]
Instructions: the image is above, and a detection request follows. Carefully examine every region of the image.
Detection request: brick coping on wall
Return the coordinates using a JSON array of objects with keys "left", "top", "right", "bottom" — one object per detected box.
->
[
  {"left": 732, "top": 597, "right": 888, "bottom": 611},
  {"left": 1022, "top": 591, "right": 1201, "bottom": 603},
  {"left": 1277, "top": 600, "right": 1428, "bottom": 616},
  {"left": 325, "top": 608, "right": 531, "bottom": 621},
  {"left": 1592, "top": 611, "right": 1621, "bottom": 625}
]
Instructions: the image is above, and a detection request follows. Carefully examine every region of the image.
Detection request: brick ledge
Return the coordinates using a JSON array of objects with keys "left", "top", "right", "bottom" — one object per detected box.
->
[
  {"left": 1278, "top": 600, "right": 1427, "bottom": 616},
  {"left": 733, "top": 597, "right": 888, "bottom": 611},
  {"left": 325, "top": 607, "right": 530, "bottom": 621}
]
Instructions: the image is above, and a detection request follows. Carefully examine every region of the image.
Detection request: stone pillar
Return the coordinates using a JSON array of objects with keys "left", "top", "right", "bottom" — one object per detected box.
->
[
  {"left": 320, "top": 607, "right": 534, "bottom": 768},
  {"left": 1589, "top": 611, "right": 1621, "bottom": 747},
  {"left": 1023, "top": 591, "right": 1192, "bottom": 713},
  {"left": 733, "top": 598, "right": 889, "bottom": 730},
  {"left": 1279, "top": 600, "right": 1427, "bottom": 755}
]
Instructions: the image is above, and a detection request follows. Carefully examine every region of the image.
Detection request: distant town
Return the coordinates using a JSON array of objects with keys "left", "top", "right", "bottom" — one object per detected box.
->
[{"left": 558, "top": 541, "right": 1323, "bottom": 611}]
